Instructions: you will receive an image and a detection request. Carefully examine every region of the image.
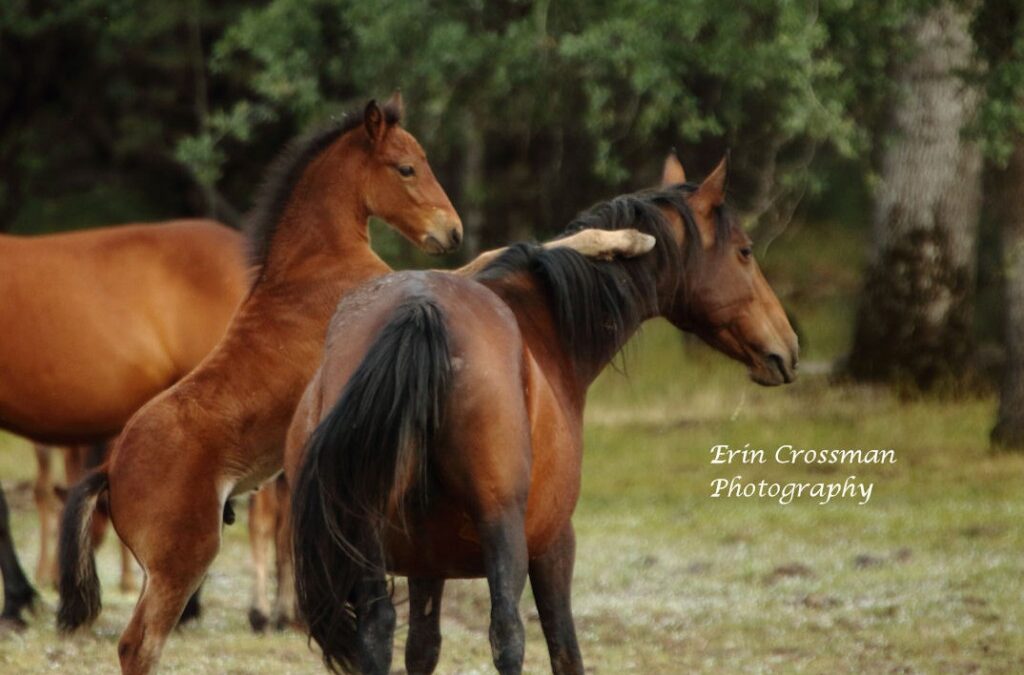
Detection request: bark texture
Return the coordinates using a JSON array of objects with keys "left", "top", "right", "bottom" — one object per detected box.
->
[
  {"left": 848, "top": 3, "right": 983, "bottom": 389},
  {"left": 991, "top": 141, "right": 1024, "bottom": 449}
]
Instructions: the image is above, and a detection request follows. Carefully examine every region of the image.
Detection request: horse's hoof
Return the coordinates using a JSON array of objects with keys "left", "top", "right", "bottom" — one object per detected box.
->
[
  {"left": 248, "top": 608, "right": 269, "bottom": 633},
  {"left": 271, "top": 613, "right": 296, "bottom": 632},
  {"left": 0, "top": 616, "right": 27, "bottom": 634}
]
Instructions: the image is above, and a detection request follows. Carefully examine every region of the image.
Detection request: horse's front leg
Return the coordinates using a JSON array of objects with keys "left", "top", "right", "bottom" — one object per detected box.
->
[
  {"left": 529, "top": 523, "right": 583, "bottom": 675},
  {"left": 33, "top": 444, "right": 58, "bottom": 587},
  {"left": 0, "top": 482, "right": 36, "bottom": 625},
  {"left": 478, "top": 508, "right": 529, "bottom": 675},
  {"left": 406, "top": 577, "right": 445, "bottom": 674}
]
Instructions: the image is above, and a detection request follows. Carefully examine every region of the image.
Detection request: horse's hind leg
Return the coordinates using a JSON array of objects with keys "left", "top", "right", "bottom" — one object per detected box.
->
[
  {"left": 247, "top": 487, "right": 275, "bottom": 631},
  {"left": 117, "top": 536, "right": 217, "bottom": 673},
  {"left": 0, "top": 482, "right": 36, "bottom": 625},
  {"left": 406, "top": 578, "right": 445, "bottom": 674},
  {"left": 111, "top": 476, "right": 221, "bottom": 673},
  {"left": 119, "top": 542, "right": 137, "bottom": 592},
  {"left": 353, "top": 545, "right": 396, "bottom": 675},
  {"left": 118, "top": 566, "right": 209, "bottom": 674},
  {"left": 269, "top": 475, "right": 295, "bottom": 630},
  {"left": 529, "top": 524, "right": 583, "bottom": 675},
  {"left": 479, "top": 508, "right": 529, "bottom": 674}
]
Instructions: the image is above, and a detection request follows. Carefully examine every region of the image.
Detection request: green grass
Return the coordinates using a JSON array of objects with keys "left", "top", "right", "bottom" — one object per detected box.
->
[{"left": 2, "top": 220, "right": 1023, "bottom": 673}]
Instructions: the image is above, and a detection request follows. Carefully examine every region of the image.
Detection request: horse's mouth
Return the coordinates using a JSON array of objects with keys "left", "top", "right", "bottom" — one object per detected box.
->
[
  {"left": 422, "top": 234, "right": 449, "bottom": 255},
  {"left": 422, "top": 230, "right": 462, "bottom": 255},
  {"left": 750, "top": 352, "right": 796, "bottom": 386}
]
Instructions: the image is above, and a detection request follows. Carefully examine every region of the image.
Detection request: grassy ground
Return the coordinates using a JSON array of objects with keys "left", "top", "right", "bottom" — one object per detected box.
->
[{"left": 2, "top": 221, "right": 1023, "bottom": 673}]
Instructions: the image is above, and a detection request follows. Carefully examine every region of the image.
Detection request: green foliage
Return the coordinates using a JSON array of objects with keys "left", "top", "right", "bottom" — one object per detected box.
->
[
  {"left": 174, "top": 101, "right": 273, "bottom": 188},
  {"left": 0, "top": 0, "right": 256, "bottom": 229},
  {"left": 972, "top": 1, "right": 1024, "bottom": 164},
  {"left": 2, "top": 0, "right": 1012, "bottom": 242},
  {"left": 178, "top": 0, "right": 919, "bottom": 246}
]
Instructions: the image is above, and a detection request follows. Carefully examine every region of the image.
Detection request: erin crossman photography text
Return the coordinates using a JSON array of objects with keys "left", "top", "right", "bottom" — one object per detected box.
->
[{"left": 708, "top": 444, "right": 897, "bottom": 506}]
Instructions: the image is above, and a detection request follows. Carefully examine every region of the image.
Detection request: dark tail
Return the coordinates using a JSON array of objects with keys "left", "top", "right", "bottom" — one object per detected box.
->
[
  {"left": 292, "top": 298, "right": 452, "bottom": 674},
  {"left": 57, "top": 469, "right": 109, "bottom": 632}
]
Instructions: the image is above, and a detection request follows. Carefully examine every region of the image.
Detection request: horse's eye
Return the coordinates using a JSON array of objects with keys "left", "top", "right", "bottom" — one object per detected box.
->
[
  {"left": 397, "top": 165, "right": 415, "bottom": 177},
  {"left": 739, "top": 246, "right": 753, "bottom": 260}
]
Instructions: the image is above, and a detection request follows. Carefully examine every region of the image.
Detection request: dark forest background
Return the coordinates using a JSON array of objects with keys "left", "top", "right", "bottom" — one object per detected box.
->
[
  {"left": 1, "top": 1, "right": 927, "bottom": 249},
  {"left": 4, "top": 0, "right": 1024, "bottom": 441}
]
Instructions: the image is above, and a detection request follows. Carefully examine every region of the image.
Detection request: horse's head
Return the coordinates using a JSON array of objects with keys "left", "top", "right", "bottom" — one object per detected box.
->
[
  {"left": 359, "top": 93, "right": 463, "bottom": 254},
  {"left": 661, "top": 154, "right": 798, "bottom": 386}
]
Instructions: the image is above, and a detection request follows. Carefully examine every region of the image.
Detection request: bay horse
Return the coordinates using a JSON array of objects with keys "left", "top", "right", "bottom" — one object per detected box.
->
[
  {"left": 57, "top": 94, "right": 653, "bottom": 673},
  {"left": 286, "top": 155, "right": 799, "bottom": 674},
  {"left": 0, "top": 218, "right": 250, "bottom": 625}
]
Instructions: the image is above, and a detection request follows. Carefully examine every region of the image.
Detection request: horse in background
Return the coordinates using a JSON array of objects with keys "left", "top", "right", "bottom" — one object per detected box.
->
[
  {"left": 33, "top": 443, "right": 136, "bottom": 593},
  {"left": 286, "top": 155, "right": 798, "bottom": 674},
  {"left": 0, "top": 218, "right": 250, "bottom": 626}
]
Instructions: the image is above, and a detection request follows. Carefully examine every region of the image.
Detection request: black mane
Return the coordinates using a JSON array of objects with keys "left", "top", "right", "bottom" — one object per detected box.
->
[
  {"left": 244, "top": 102, "right": 402, "bottom": 270},
  {"left": 476, "top": 185, "right": 733, "bottom": 370}
]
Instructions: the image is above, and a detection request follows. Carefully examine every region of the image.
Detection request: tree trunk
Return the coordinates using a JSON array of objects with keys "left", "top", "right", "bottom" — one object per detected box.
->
[
  {"left": 847, "top": 2, "right": 983, "bottom": 390},
  {"left": 990, "top": 141, "right": 1024, "bottom": 448}
]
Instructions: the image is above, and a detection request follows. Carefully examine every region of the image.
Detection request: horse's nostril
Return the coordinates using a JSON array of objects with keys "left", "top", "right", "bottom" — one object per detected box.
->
[{"left": 450, "top": 228, "right": 462, "bottom": 246}]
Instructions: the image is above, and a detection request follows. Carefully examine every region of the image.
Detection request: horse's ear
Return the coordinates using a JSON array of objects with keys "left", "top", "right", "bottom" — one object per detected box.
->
[
  {"left": 384, "top": 90, "right": 404, "bottom": 122},
  {"left": 364, "top": 99, "right": 386, "bottom": 145},
  {"left": 661, "top": 151, "right": 686, "bottom": 186},
  {"left": 691, "top": 154, "right": 728, "bottom": 215}
]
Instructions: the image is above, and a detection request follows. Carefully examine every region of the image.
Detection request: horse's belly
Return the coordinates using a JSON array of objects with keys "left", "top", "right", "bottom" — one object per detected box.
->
[
  {"left": 0, "top": 331, "right": 175, "bottom": 442},
  {"left": 384, "top": 493, "right": 578, "bottom": 579},
  {"left": 0, "top": 373, "right": 151, "bottom": 443}
]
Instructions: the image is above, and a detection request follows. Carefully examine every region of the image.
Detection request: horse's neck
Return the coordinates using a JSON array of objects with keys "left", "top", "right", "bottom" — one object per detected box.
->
[
  {"left": 256, "top": 137, "right": 379, "bottom": 281},
  {"left": 244, "top": 224, "right": 390, "bottom": 343},
  {"left": 483, "top": 272, "right": 639, "bottom": 402},
  {"left": 236, "top": 182, "right": 392, "bottom": 373}
]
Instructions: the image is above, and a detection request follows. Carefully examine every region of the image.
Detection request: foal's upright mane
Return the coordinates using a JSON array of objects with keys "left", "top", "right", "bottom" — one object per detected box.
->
[
  {"left": 244, "top": 103, "right": 402, "bottom": 272},
  {"left": 476, "top": 186, "right": 734, "bottom": 368}
]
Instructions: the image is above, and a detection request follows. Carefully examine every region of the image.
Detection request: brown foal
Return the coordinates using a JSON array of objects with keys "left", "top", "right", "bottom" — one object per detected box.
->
[
  {"left": 286, "top": 155, "right": 799, "bottom": 674},
  {"left": 58, "top": 94, "right": 652, "bottom": 673}
]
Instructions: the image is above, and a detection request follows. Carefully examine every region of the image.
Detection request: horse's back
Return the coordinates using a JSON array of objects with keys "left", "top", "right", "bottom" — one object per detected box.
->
[
  {"left": 321, "top": 270, "right": 525, "bottom": 406},
  {"left": 0, "top": 219, "right": 250, "bottom": 442}
]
